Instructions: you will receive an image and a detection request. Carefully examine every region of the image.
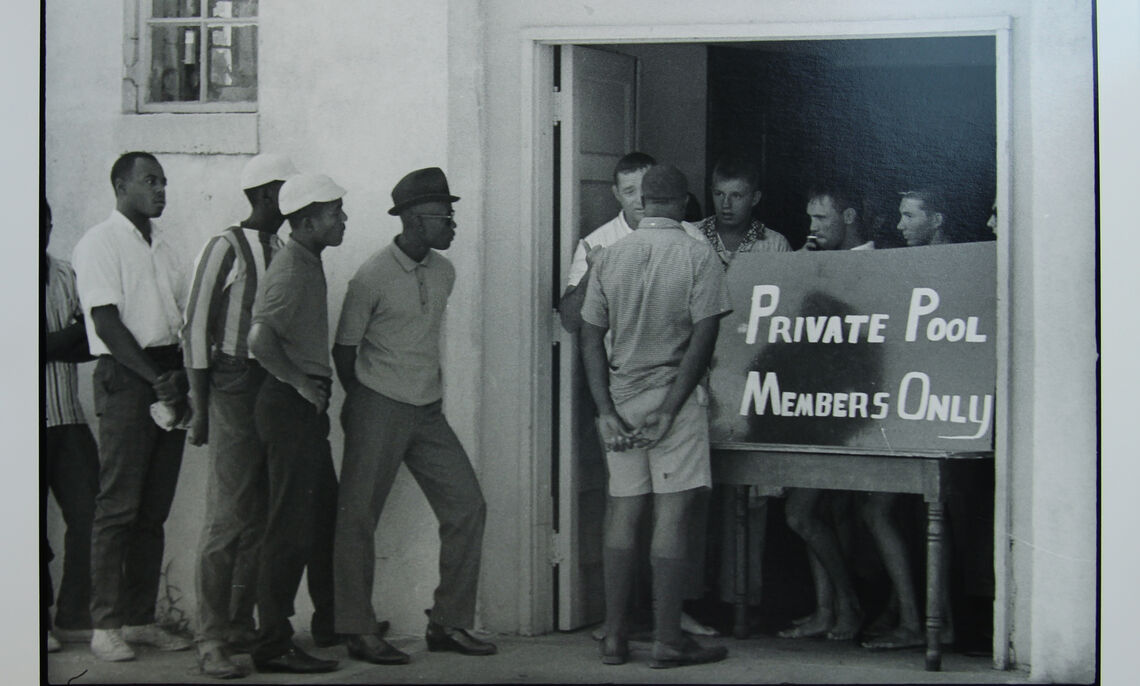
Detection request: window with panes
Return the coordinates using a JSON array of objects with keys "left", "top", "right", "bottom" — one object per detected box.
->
[{"left": 140, "top": 0, "right": 257, "bottom": 112}]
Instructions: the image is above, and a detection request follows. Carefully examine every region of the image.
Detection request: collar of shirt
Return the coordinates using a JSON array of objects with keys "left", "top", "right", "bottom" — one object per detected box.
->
[
  {"left": 390, "top": 239, "right": 435, "bottom": 272},
  {"left": 638, "top": 217, "right": 687, "bottom": 231},
  {"left": 697, "top": 216, "right": 768, "bottom": 252},
  {"left": 617, "top": 212, "right": 635, "bottom": 233},
  {"left": 283, "top": 237, "right": 322, "bottom": 266},
  {"left": 109, "top": 209, "right": 163, "bottom": 247}
]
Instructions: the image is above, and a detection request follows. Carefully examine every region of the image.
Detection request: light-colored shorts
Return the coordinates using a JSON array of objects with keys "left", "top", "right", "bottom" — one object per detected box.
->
[{"left": 605, "top": 384, "right": 712, "bottom": 497}]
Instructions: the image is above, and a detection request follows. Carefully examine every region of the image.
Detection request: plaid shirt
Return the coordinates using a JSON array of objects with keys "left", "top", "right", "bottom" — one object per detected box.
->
[{"left": 693, "top": 216, "right": 791, "bottom": 268}]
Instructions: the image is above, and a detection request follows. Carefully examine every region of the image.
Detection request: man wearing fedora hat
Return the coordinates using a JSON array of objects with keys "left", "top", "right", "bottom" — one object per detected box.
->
[
  {"left": 245, "top": 173, "right": 348, "bottom": 674},
  {"left": 331, "top": 167, "right": 496, "bottom": 664},
  {"left": 580, "top": 164, "right": 730, "bottom": 668}
]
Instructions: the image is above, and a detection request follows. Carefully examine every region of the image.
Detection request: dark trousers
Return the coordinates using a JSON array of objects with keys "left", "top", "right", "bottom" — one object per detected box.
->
[
  {"left": 90, "top": 351, "right": 186, "bottom": 629},
  {"left": 252, "top": 375, "right": 338, "bottom": 661},
  {"left": 42, "top": 423, "right": 100, "bottom": 630},
  {"left": 194, "top": 355, "right": 268, "bottom": 645},
  {"left": 334, "top": 383, "right": 486, "bottom": 634}
]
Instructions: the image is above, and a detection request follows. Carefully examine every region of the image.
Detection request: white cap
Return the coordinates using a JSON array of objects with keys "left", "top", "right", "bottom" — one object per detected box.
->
[
  {"left": 278, "top": 173, "right": 346, "bottom": 215},
  {"left": 240, "top": 154, "right": 298, "bottom": 190}
]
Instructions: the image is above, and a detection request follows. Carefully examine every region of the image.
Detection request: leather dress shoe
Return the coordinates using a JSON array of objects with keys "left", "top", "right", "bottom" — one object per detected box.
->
[
  {"left": 426, "top": 623, "right": 497, "bottom": 656},
  {"left": 345, "top": 633, "right": 410, "bottom": 665},
  {"left": 253, "top": 644, "right": 338, "bottom": 674},
  {"left": 314, "top": 619, "right": 389, "bottom": 648}
]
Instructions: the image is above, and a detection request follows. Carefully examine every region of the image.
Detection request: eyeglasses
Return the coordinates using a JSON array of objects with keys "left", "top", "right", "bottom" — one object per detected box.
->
[{"left": 418, "top": 211, "right": 455, "bottom": 221}]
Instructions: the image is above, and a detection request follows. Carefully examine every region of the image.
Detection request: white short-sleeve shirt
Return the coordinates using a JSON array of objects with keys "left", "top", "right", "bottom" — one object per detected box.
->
[
  {"left": 565, "top": 212, "right": 704, "bottom": 290},
  {"left": 73, "top": 210, "right": 187, "bottom": 357}
]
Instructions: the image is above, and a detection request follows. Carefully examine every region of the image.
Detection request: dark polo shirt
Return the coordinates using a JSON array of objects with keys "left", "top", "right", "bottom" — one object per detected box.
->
[{"left": 251, "top": 239, "right": 332, "bottom": 378}]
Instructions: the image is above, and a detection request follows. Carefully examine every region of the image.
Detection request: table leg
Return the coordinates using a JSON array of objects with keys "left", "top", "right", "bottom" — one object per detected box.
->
[
  {"left": 925, "top": 500, "right": 945, "bottom": 671},
  {"left": 734, "top": 484, "right": 750, "bottom": 639}
]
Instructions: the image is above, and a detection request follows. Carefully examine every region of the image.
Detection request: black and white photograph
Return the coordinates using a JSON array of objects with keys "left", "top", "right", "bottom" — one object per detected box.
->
[{"left": 16, "top": 0, "right": 1131, "bottom": 683}]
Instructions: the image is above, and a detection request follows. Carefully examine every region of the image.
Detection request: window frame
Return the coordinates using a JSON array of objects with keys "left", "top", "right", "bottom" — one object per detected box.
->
[{"left": 127, "top": 0, "right": 258, "bottom": 114}]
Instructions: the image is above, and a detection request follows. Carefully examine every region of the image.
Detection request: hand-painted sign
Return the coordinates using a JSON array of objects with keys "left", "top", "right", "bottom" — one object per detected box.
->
[{"left": 708, "top": 242, "right": 996, "bottom": 453}]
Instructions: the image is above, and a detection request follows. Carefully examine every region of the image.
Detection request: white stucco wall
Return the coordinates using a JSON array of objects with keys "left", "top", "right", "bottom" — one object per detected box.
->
[{"left": 45, "top": 0, "right": 485, "bottom": 638}]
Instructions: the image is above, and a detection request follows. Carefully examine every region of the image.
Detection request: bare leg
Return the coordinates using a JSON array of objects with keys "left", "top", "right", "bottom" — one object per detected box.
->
[
  {"left": 780, "top": 489, "right": 832, "bottom": 637},
  {"left": 783, "top": 489, "right": 862, "bottom": 639},
  {"left": 860, "top": 493, "right": 922, "bottom": 650}
]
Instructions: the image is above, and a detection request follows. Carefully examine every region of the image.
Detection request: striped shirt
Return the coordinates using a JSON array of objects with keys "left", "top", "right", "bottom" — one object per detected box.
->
[
  {"left": 182, "top": 226, "right": 282, "bottom": 369},
  {"left": 43, "top": 256, "right": 87, "bottom": 427},
  {"left": 580, "top": 217, "right": 732, "bottom": 403},
  {"left": 694, "top": 216, "right": 791, "bottom": 268}
]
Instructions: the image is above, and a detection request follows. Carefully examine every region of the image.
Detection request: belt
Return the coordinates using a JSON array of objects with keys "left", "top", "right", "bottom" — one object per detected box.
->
[
  {"left": 100, "top": 345, "right": 183, "bottom": 372},
  {"left": 213, "top": 351, "right": 261, "bottom": 368}
]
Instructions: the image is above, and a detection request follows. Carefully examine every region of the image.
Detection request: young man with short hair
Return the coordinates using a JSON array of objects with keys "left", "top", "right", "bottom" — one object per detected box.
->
[
  {"left": 695, "top": 155, "right": 791, "bottom": 266},
  {"left": 332, "top": 167, "right": 495, "bottom": 665},
  {"left": 777, "top": 185, "right": 868, "bottom": 643},
  {"left": 72, "top": 151, "right": 194, "bottom": 662},
  {"left": 896, "top": 188, "right": 949, "bottom": 247},
  {"left": 246, "top": 173, "right": 347, "bottom": 674},
  {"left": 580, "top": 164, "right": 731, "bottom": 669},
  {"left": 181, "top": 154, "right": 300, "bottom": 678},
  {"left": 803, "top": 186, "right": 873, "bottom": 252}
]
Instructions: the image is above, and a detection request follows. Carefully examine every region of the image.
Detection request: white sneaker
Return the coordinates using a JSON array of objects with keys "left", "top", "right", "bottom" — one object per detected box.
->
[
  {"left": 122, "top": 623, "right": 193, "bottom": 651},
  {"left": 91, "top": 629, "right": 136, "bottom": 662},
  {"left": 46, "top": 633, "right": 62, "bottom": 653}
]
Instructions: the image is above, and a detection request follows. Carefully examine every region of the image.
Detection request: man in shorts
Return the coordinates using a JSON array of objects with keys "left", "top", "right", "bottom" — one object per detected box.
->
[{"left": 580, "top": 164, "right": 731, "bottom": 669}]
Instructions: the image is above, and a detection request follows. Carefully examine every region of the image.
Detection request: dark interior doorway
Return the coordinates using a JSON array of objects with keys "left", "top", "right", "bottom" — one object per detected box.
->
[
  {"left": 706, "top": 36, "right": 997, "bottom": 249},
  {"left": 558, "top": 35, "right": 998, "bottom": 655}
]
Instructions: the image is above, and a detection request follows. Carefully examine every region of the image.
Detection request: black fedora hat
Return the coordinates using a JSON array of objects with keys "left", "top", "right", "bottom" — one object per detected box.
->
[{"left": 388, "top": 167, "right": 460, "bottom": 215}]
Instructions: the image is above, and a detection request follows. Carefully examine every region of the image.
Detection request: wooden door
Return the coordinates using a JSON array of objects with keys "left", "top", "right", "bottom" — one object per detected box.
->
[{"left": 555, "top": 44, "right": 638, "bottom": 630}]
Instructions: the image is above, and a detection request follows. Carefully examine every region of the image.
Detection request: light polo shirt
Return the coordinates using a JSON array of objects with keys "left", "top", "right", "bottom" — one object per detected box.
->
[
  {"left": 565, "top": 212, "right": 704, "bottom": 289},
  {"left": 72, "top": 210, "right": 187, "bottom": 357},
  {"left": 250, "top": 239, "right": 332, "bottom": 378},
  {"left": 335, "top": 240, "right": 455, "bottom": 406},
  {"left": 581, "top": 217, "right": 732, "bottom": 404}
]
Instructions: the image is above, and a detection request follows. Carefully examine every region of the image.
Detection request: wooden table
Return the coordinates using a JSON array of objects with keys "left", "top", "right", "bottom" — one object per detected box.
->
[{"left": 711, "top": 442, "right": 993, "bottom": 672}]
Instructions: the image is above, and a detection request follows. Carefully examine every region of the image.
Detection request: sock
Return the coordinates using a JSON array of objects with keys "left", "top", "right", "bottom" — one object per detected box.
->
[
  {"left": 652, "top": 555, "right": 688, "bottom": 645},
  {"left": 603, "top": 547, "right": 637, "bottom": 638}
]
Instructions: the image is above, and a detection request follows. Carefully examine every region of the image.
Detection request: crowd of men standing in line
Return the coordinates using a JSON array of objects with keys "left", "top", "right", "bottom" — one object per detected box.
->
[
  {"left": 42, "top": 148, "right": 991, "bottom": 677},
  {"left": 42, "top": 153, "right": 495, "bottom": 678}
]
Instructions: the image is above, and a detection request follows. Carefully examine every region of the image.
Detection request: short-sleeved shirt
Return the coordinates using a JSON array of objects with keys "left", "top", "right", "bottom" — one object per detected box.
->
[
  {"left": 581, "top": 217, "right": 732, "bottom": 403},
  {"left": 72, "top": 210, "right": 187, "bottom": 356},
  {"left": 44, "top": 256, "right": 87, "bottom": 427},
  {"left": 335, "top": 240, "right": 455, "bottom": 406},
  {"left": 182, "top": 226, "right": 282, "bottom": 369},
  {"left": 565, "top": 212, "right": 704, "bottom": 289},
  {"left": 250, "top": 239, "right": 331, "bottom": 378},
  {"left": 693, "top": 216, "right": 792, "bottom": 268}
]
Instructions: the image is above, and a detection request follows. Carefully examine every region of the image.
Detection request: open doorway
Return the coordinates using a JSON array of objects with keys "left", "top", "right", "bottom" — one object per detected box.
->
[{"left": 539, "top": 23, "right": 1006, "bottom": 666}]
